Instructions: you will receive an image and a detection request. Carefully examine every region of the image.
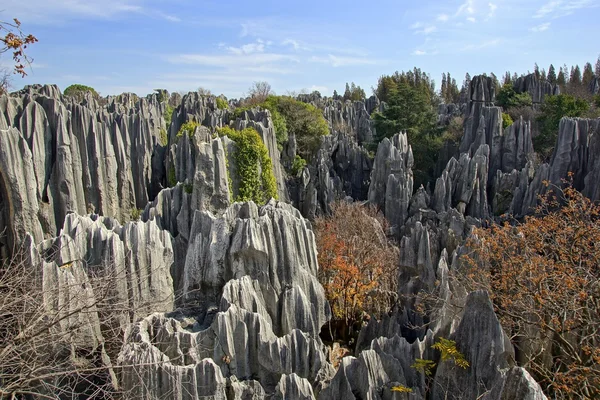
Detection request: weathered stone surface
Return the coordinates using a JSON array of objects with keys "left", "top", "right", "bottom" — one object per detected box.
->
[
  {"left": 182, "top": 200, "right": 330, "bottom": 337},
  {"left": 432, "top": 290, "right": 546, "bottom": 400},
  {"left": 368, "top": 132, "right": 414, "bottom": 234},
  {"left": 513, "top": 73, "right": 560, "bottom": 104},
  {"left": 40, "top": 213, "right": 174, "bottom": 321},
  {"left": 432, "top": 145, "right": 489, "bottom": 218},
  {"left": 323, "top": 99, "right": 375, "bottom": 144},
  {"left": 290, "top": 132, "right": 372, "bottom": 218},
  {"left": 273, "top": 373, "right": 315, "bottom": 400}
]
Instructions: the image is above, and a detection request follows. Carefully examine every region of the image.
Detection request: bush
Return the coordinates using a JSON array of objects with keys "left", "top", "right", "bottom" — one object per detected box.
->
[
  {"left": 315, "top": 201, "right": 399, "bottom": 337},
  {"left": 460, "top": 185, "right": 600, "bottom": 398},
  {"left": 535, "top": 94, "right": 589, "bottom": 160},
  {"left": 163, "top": 104, "right": 174, "bottom": 128},
  {"left": 177, "top": 121, "right": 199, "bottom": 138},
  {"left": 159, "top": 128, "right": 168, "bottom": 146},
  {"left": 63, "top": 84, "right": 98, "bottom": 100},
  {"left": 496, "top": 83, "right": 532, "bottom": 109},
  {"left": 130, "top": 208, "right": 142, "bottom": 221},
  {"left": 216, "top": 97, "right": 228, "bottom": 110},
  {"left": 234, "top": 95, "right": 329, "bottom": 159},
  {"left": 217, "top": 126, "right": 278, "bottom": 204},
  {"left": 501, "top": 112, "right": 513, "bottom": 129},
  {"left": 167, "top": 164, "right": 177, "bottom": 187},
  {"left": 290, "top": 155, "right": 307, "bottom": 176}
]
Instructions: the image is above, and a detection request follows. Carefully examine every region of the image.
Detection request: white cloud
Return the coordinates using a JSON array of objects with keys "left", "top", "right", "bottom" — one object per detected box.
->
[
  {"left": 410, "top": 22, "right": 423, "bottom": 29},
  {"left": 534, "top": 0, "right": 596, "bottom": 19},
  {"left": 309, "top": 54, "right": 375, "bottom": 67},
  {"left": 487, "top": 2, "right": 497, "bottom": 19},
  {"left": 456, "top": 0, "right": 475, "bottom": 16},
  {"left": 169, "top": 53, "right": 298, "bottom": 68},
  {"left": 437, "top": 14, "right": 449, "bottom": 22},
  {"left": 413, "top": 50, "right": 427, "bottom": 56},
  {"left": 467, "top": 17, "right": 477, "bottom": 23},
  {"left": 226, "top": 41, "right": 266, "bottom": 55},
  {"left": 530, "top": 22, "right": 551, "bottom": 32},
  {"left": 416, "top": 25, "right": 437, "bottom": 34}
]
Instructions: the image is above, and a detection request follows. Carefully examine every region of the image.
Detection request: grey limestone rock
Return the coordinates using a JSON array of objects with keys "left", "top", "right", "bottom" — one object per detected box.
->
[
  {"left": 368, "top": 132, "right": 414, "bottom": 234},
  {"left": 513, "top": 73, "right": 560, "bottom": 104},
  {"left": 182, "top": 200, "right": 330, "bottom": 337}
]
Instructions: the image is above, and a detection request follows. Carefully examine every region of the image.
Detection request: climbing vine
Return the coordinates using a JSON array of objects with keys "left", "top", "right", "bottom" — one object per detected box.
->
[{"left": 217, "top": 126, "right": 278, "bottom": 204}]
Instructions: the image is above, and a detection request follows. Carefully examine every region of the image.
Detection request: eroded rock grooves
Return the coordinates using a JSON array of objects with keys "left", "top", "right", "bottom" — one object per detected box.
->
[{"left": 1, "top": 77, "right": 597, "bottom": 398}]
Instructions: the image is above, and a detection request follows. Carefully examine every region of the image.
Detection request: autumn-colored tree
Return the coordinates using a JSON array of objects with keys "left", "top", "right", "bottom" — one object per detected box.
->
[
  {"left": 1, "top": 18, "right": 37, "bottom": 77},
  {"left": 315, "top": 201, "right": 399, "bottom": 337},
  {"left": 459, "top": 182, "right": 600, "bottom": 399},
  {"left": 0, "top": 18, "right": 37, "bottom": 94}
]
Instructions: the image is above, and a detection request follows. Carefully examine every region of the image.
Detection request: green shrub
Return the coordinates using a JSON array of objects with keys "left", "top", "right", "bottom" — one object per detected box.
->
[
  {"left": 159, "top": 128, "right": 168, "bottom": 146},
  {"left": 233, "top": 95, "right": 329, "bottom": 158},
  {"left": 502, "top": 113, "right": 513, "bottom": 129},
  {"left": 496, "top": 83, "right": 533, "bottom": 109},
  {"left": 217, "top": 126, "right": 278, "bottom": 204},
  {"left": 177, "top": 121, "right": 199, "bottom": 138},
  {"left": 167, "top": 164, "right": 177, "bottom": 187},
  {"left": 216, "top": 97, "right": 228, "bottom": 110},
  {"left": 164, "top": 104, "right": 174, "bottom": 128},
  {"left": 290, "top": 155, "right": 307, "bottom": 176},
  {"left": 64, "top": 84, "right": 98, "bottom": 100},
  {"left": 535, "top": 94, "right": 590, "bottom": 160},
  {"left": 130, "top": 208, "right": 143, "bottom": 221},
  {"left": 183, "top": 183, "right": 193, "bottom": 194}
]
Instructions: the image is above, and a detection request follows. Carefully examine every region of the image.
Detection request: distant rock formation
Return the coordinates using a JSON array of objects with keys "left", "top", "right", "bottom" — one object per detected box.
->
[{"left": 514, "top": 73, "right": 560, "bottom": 104}]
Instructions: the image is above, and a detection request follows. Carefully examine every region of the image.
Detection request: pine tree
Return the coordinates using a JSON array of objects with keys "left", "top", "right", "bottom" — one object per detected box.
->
[
  {"left": 570, "top": 65, "right": 582, "bottom": 86},
  {"left": 595, "top": 55, "right": 600, "bottom": 77},
  {"left": 502, "top": 71, "right": 512, "bottom": 86},
  {"left": 534, "top": 63, "right": 540, "bottom": 79},
  {"left": 441, "top": 73, "right": 447, "bottom": 102},
  {"left": 582, "top": 62, "right": 594, "bottom": 87},
  {"left": 343, "top": 83, "right": 351, "bottom": 101},
  {"left": 557, "top": 67, "right": 566, "bottom": 87},
  {"left": 548, "top": 64, "right": 557, "bottom": 84},
  {"left": 540, "top": 68, "right": 547, "bottom": 81}
]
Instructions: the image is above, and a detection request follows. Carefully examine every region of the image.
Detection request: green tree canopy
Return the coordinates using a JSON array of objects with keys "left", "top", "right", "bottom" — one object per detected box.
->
[
  {"left": 496, "top": 83, "right": 533, "bottom": 109},
  {"left": 535, "top": 94, "right": 590, "bottom": 159},
  {"left": 372, "top": 81, "right": 442, "bottom": 188}
]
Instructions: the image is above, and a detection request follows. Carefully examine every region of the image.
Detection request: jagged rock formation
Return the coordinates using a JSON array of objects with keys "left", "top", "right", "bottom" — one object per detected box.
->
[
  {"left": 38, "top": 213, "right": 175, "bottom": 323},
  {"left": 0, "top": 85, "right": 168, "bottom": 247},
  {"left": 323, "top": 99, "right": 376, "bottom": 145},
  {"left": 513, "top": 73, "right": 560, "bottom": 104},
  {"left": 290, "top": 131, "right": 372, "bottom": 218},
  {"left": 320, "top": 291, "right": 546, "bottom": 400},
  {"left": 508, "top": 117, "right": 600, "bottom": 217},
  {"left": 119, "top": 200, "right": 333, "bottom": 397},
  {"left": 368, "top": 132, "right": 414, "bottom": 235}
]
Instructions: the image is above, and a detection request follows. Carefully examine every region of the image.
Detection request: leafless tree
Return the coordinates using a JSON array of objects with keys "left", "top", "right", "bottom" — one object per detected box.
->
[
  {"left": 0, "top": 230, "right": 176, "bottom": 399},
  {"left": 246, "top": 81, "right": 272, "bottom": 105}
]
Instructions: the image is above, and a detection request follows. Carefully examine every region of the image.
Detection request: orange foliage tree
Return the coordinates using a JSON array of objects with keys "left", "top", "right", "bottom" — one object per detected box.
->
[
  {"left": 460, "top": 183, "right": 600, "bottom": 398},
  {"left": 315, "top": 201, "right": 399, "bottom": 329}
]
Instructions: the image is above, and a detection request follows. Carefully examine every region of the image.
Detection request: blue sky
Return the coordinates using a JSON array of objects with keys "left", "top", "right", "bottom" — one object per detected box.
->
[{"left": 3, "top": 0, "right": 599, "bottom": 98}]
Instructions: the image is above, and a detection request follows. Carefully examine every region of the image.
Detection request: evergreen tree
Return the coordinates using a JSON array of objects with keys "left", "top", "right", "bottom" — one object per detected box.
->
[
  {"left": 595, "top": 55, "right": 600, "bottom": 77},
  {"left": 534, "top": 63, "right": 540, "bottom": 79},
  {"left": 540, "top": 68, "right": 547, "bottom": 81},
  {"left": 547, "top": 64, "right": 557, "bottom": 84},
  {"left": 441, "top": 73, "right": 447, "bottom": 102},
  {"left": 450, "top": 78, "right": 459, "bottom": 103},
  {"left": 570, "top": 65, "right": 582, "bottom": 86},
  {"left": 502, "top": 71, "right": 512, "bottom": 86},
  {"left": 333, "top": 90, "right": 339, "bottom": 100},
  {"left": 582, "top": 62, "right": 594, "bottom": 87},
  {"left": 557, "top": 67, "right": 567, "bottom": 87},
  {"left": 343, "top": 83, "right": 351, "bottom": 101}
]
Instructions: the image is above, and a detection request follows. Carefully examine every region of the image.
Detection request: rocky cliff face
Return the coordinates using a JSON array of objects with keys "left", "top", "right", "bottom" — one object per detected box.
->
[
  {"left": 513, "top": 73, "right": 560, "bottom": 104},
  {"left": 118, "top": 200, "right": 333, "bottom": 397},
  {"left": 2, "top": 77, "right": 589, "bottom": 398}
]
